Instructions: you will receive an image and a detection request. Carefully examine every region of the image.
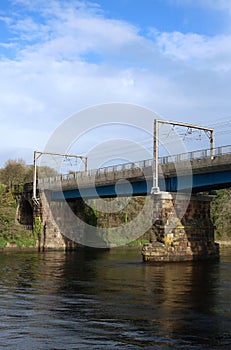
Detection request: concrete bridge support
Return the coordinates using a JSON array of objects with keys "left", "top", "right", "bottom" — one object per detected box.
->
[{"left": 142, "top": 192, "right": 219, "bottom": 262}]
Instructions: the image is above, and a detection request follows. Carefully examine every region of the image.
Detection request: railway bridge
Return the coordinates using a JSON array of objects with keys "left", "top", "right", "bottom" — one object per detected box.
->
[{"left": 15, "top": 144, "right": 231, "bottom": 262}]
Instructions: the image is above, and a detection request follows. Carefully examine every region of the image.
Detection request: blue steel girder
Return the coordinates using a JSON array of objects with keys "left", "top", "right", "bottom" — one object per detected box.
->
[{"left": 50, "top": 169, "right": 231, "bottom": 200}]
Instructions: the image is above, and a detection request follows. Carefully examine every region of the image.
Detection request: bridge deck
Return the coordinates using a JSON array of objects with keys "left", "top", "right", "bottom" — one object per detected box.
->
[{"left": 38, "top": 145, "right": 231, "bottom": 199}]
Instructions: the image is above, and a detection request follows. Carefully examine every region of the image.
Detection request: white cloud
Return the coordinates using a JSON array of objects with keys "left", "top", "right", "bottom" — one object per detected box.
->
[
  {"left": 16, "top": 11, "right": 143, "bottom": 62},
  {"left": 1, "top": 0, "right": 231, "bottom": 166},
  {"left": 150, "top": 29, "right": 231, "bottom": 71}
]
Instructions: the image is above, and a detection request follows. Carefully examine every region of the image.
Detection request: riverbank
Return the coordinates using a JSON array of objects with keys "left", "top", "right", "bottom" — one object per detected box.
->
[{"left": 216, "top": 240, "right": 231, "bottom": 246}]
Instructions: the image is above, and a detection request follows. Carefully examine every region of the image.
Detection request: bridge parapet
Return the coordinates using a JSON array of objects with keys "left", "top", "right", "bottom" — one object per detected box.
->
[{"left": 38, "top": 144, "right": 231, "bottom": 192}]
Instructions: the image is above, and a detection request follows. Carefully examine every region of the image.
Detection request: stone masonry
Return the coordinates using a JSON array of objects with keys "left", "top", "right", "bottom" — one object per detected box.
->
[
  {"left": 35, "top": 188, "right": 219, "bottom": 262},
  {"left": 142, "top": 192, "right": 219, "bottom": 262}
]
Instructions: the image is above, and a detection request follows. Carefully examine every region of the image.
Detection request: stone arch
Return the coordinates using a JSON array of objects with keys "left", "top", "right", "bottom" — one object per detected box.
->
[{"left": 17, "top": 199, "right": 33, "bottom": 228}]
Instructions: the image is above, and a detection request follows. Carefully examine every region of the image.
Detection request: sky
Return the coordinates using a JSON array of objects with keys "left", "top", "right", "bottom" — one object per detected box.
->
[{"left": 1, "top": 0, "right": 231, "bottom": 167}]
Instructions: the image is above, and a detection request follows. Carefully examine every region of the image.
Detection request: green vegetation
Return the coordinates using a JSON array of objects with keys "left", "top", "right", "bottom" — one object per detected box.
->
[
  {"left": 127, "top": 238, "right": 150, "bottom": 247},
  {"left": 33, "top": 217, "right": 42, "bottom": 237},
  {"left": 0, "top": 185, "right": 36, "bottom": 248},
  {"left": 0, "top": 160, "right": 38, "bottom": 249},
  {"left": 0, "top": 158, "right": 58, "bottom": 190},
  {"left": 211, "top": 188, "right": 231, "bottom": 241},
  {"left": 0, "top": 158, "right": 58, "bottom": 250},
  {"left": 0, "top": 159, "right": 33, "bottom": 189}
]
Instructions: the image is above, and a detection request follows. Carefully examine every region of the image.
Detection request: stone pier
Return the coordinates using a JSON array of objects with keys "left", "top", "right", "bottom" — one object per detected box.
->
[
  {"left": 35, "top": 191, "right": 79, "bottom": 251},
  {"left": 142, "top": 192, "right": 219, "bottom": 262},
  {"left": 15, "top": 183, "right": 220, "bottom": 260}
]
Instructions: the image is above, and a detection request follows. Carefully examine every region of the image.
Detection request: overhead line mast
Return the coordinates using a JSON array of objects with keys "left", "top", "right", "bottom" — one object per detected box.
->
[
  {"left": 151, "top": 119, "right": 214, "bottom": 194},
  {"left": 32, "top": 150, "right": 88, "bottom": 205}
]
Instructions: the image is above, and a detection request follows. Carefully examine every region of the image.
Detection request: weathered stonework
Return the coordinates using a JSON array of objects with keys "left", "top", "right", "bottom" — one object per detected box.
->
[
  {"left": 37, "top": 193, "right": 152, "bottom": 249},
  {"left": 36, "top": 191, "right": 79, "bottom": 251},
  {"left": 142, "top": 192, "right": 219, "bottom": 262},
  {"left": 16, "top": 183, "right": 219, "bottom": 261}
]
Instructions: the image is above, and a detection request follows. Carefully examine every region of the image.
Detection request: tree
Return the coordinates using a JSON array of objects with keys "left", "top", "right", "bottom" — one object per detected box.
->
[
  {"left": 37, "top": 166, "right": 58, "bottom": 179},
  {"left": 0, "top": 158, "right": 59, "bottom": 189},
  {"left": 0, "top": 159, "right": 33, "bottom": 189},
  {"left": 211, "top": 188, "right": 231, "bottom": 240}
]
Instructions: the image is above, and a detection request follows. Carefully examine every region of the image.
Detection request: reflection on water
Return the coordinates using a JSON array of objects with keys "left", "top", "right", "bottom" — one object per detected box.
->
[{"left": 0, "top": 247, "right": 230, "bottom": 349}]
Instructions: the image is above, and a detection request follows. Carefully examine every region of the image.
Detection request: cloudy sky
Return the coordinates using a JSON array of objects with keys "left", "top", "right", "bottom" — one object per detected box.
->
[{"left": 1, "top": 0, "right": 231, "bottom": 167}]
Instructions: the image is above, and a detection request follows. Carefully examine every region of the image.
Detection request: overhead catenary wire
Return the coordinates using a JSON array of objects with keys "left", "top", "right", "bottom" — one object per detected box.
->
[{"left": 38, "top": 118, "right": 231, "bottom": 173}]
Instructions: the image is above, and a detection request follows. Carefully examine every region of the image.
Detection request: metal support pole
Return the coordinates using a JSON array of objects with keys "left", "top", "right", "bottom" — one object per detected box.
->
[
  {"left": 210, "top": 130, "right": 215, "bottom": 158},
  {"left": 32, "top": 150, "right": 88, "bottom": 204},
  {"left": 85, "top": 157, "right": 88, "bottom": 173},
  {"left": 151, "top": 119, "right": 160, "bottom": 194},
  {"left": 32, "top": 151, "right": 41, "bottom": 205},
  {"left": 150, "top": 118, "right": 215, "bottom": 194},
  {"left": 33, "top": 151, "right": 37, "bottom": 201}
]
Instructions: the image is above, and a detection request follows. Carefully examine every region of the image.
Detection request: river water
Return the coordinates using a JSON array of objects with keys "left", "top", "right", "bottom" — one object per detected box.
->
[{"left": 0, "top": 247, "right": 230, "bottom": 350}]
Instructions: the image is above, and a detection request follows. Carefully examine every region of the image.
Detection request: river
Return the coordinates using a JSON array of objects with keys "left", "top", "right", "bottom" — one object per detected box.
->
[{"left": 0, "top": 246, "right": 230, "bottom": 349}]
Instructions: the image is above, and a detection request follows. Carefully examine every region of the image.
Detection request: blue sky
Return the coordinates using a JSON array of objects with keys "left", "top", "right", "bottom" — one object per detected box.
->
[
  {"left": 1, "top": 0, "right": 231, "bottom": 167},
  {"left": 94, "top": 0, "right": 228, "bottom": 36}
]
